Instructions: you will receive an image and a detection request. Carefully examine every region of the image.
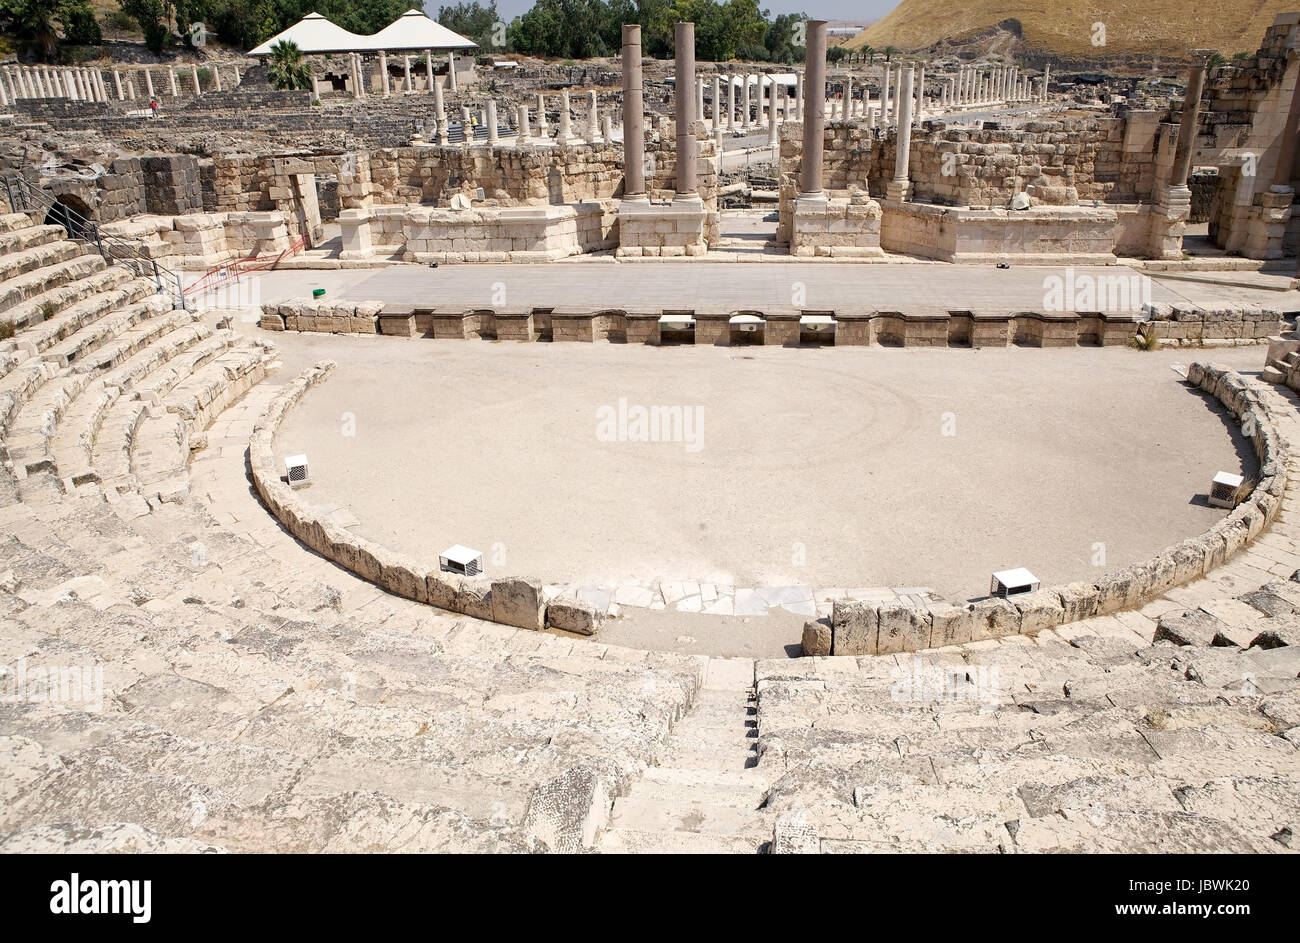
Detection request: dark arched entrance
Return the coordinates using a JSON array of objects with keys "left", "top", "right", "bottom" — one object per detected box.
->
[{"left": 43, "top": 194, "right": 95, "bottom": 240}]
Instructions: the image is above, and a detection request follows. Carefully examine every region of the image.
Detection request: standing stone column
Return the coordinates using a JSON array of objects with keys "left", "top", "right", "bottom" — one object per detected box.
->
[
  {"left": 426, "top": 49, "right": 434, "bottom": 93},
  {"left": 711, "top": 75, "right": 721, "bottom": 132},
  {"left": 168, "top": 67, "right": 178, "bottom": 97},
  {"left": 696, "top": 76, "right": 705, "bottom": 124},
  {"left": 191, "top": 65, "right": 201, "bottom": 95},
  {"left": 673, "top": 21, "right": 698, "bottom": 200},
  {"left": 113, "top": 70, "right": 123, "bottom": 100},
  {"left": 741, "top": 71, "right": 751, "bottom": 130},
  {"left": 536, "top": 92, "right": 548, "bottom": 137},
  {"left": 882, "top": 65, "right": 892, "bottom": 124},
  {"left": 144, "top": 69, "right": 154, "bottom": 99},
  {"left": 767, "top": 79, "right": 779, "bottom": 149},
  {"left": 798, "top": 19, "right": 827, "bottom": 200},
  {"left": 916, "top": 65, "right": 925, "bottom": 122},
  {"left": 404, "top": 56, "right": 412, "bottom": 93},
  {"left": 795, "top": 70, "right": 803, "bottom": 120},
  {"left": 727, "top": 74, "right": 735, "bottom": 131},
  {"left": 889, "top": 65, "right": 915, "bottom": 202},
  {"left": 448, "top": 53, "right": 457, "bottom": 91},
  {"left": 587, "top": 89, "right": 602, "bottom": 143},
  {"left": 213, "top": 66, "right": 222, "bottom": 91},
  {"left": 434, "top": 79, "right": 449, "bottom": 142},
  {"left": 1042, "top": 64, "right": 1051, "bottom": 102},
  {"left": 379, "top": 52, "right": 389, "bottom": 96},
  {"left": 557, "top": 90, "right": 579, "bottom": 145},
  {"left": 519, "top": 102, "right": 530, "bottom": 139},
  {"left": 622, "top": 24, "right": 646, "bottom": 199},
  {"left": 1170, "top": 56, "right": 1208, "bottom": 189},
  {"left": 845, "top": 75, "right": 853, "bottom": 119},
  {"left": 486, "top": 99, "right": 498, "bottom": 145}
]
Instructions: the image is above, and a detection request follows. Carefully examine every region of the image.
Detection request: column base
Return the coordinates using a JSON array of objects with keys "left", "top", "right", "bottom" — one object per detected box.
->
[{"left": 886, "top": 180, "right": 912, "bottom": 203}]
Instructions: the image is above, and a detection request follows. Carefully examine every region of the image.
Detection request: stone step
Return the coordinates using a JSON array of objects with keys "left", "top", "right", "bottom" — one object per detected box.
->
[
  {"left": 0, "top": 247, "right": 102, "bottom": 313},
  {"left": 0, "top": 212, "right": 36, "bottom": 234},
  {"left": 5, "top": 308, "right": 189, "bottom": 473},
  {"left": 41, "top": 292, "right": 168, "bottom": 369},
  {"left": 0, "top": 225, "right": 68, "bottom": 258},
  {"left": 51, "top": 322, "right": 215, "bottom": 483},
  {"left": 1, "top": 268, "right": 140, "bottom": 350},
  {"left": 607, "top": 794, "right": 773, "bottom": 838},
  {"left": 0, "top": 239, "right": 81, "bottom": 285},
  {"left": 652, "top": 740, "right": 758, "bottom": 772},
  {"left": 597, "top": 826, "right": 768, "bottom": 854},
  {"left": 628, "top": 770, "right": 772, "bottom": 809}
]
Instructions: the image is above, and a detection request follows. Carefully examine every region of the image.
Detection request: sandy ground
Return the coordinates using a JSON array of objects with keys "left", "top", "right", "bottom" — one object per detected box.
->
[{"left": 268, "top": 335, "right": 1260, "bottom": 635}]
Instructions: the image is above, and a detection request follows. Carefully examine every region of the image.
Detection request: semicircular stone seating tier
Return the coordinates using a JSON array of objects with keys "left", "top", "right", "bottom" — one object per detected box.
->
[
  {"left": 2, "top": 207, "right": 1299, "bottom": 853},
  {"left": 247, "top": 358, "right": 1289, "bottom": 655}
]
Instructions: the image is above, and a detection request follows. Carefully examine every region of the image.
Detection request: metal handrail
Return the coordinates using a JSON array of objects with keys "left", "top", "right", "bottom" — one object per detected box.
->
[
  {"left": 1, "top": 174, "right": 187, "bottom": 311},
  {"left": 183, "top": 235, "right": 306, "bottom": 298}
]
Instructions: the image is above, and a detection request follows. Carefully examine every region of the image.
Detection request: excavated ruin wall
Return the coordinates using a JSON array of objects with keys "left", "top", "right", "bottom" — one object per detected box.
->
[{"left": 776, "top": 112, "right": 1177, "bottom": 245}]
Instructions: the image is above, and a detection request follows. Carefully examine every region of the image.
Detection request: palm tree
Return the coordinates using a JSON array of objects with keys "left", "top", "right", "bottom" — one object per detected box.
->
[
  {"left": 268, "top": 40, "right": 312, "bottom": 92},
  {"left": 884, "top": 45, "right": 898, "bottom": 63},
  {"left": 862, "top": 45, "right": 876, "bottom": 65}
]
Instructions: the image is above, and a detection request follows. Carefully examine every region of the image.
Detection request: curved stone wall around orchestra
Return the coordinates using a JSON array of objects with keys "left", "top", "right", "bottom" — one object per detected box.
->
[
  {"left": 247, "top": 362, "right": 609, "bottom": 637},
  {"left": 258, "top": 299, "right": 1284, "bottom": 347},
  {"left": 249, "top": 361, "right": 1285, "bottom": 656},
  {"left": 805, "top": 362, "right": 1289, "bottom": 656}
]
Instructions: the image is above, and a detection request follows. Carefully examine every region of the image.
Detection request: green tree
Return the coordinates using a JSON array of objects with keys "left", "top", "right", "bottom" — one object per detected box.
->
[
  {"left": 61, "top": 0, "right": 102, "bottom": 45},
  {"left": 267, "top": 38, "right": 312, "bottom": 89},
  {"left": 437, "top": 1, "right": 499, "bottom": 48},
  {"left": 119, "top": 0, "right": 171, "bottom": 53},
  {"left": 0, "top": 0, "right": 101, "bottom": 58}
]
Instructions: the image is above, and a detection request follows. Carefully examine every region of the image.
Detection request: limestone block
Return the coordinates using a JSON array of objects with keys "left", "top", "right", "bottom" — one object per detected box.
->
[
  {"left": 831, "top": 599, "right": 878, "bottom": 655},
  {"left": 969, "top": 597, "right": 1021, "bottom": 640},
  {"left": 546, "top": 598, "right": 606, "bottom": 636},
  {"left": 1012, "top": 590, "right": 1064, "bottom": 635},
  {"left": 801, "top": 619, "right": 832, "bottom": 656},
  {"left": 876, "top": 603, "right": 933, "bottom": 654},
  {"left": 491, "top": 577, "right": 546, "bottom": 630}
]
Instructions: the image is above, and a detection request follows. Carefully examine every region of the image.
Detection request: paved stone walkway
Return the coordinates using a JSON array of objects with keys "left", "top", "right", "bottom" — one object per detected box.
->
[{"left": 251, "top": 262, "right": 1292, "bottom": 314}]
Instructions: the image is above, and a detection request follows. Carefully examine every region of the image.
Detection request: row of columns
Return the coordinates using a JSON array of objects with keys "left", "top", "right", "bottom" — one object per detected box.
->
[
  {"left": 349, "top": 49, "right": 459, "bottom": 98},
  {"left": 0, "top": 63, "right": 237, "bottom": 106},
  {"left": 424, "top": 86, "right": 615, "bottom": 148},
  {"left": 2, "top": 65, "right": 110, "bottom": 104},
  {"left": 943, "top": 62, "right": 1047, "bottom": 108}
]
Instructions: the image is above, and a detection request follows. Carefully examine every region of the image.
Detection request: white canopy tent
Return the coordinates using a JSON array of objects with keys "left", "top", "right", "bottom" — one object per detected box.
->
[
  {"left": 248, "top": 9, "right": 475, "bottom": 55},
  {"left": 368, "top": 10, "right": 478, "bottom": 51}
]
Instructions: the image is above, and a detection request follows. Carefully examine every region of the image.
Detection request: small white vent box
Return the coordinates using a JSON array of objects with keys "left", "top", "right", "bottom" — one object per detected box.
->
[
  {"left": 440, "top": 544, "right": 483, "bottom": 576},
  {"left": 991, "top": 567, "right": 1039, "bottom": 598},
  {"left": 285, "top": 454, "right": 310, "bottom": 488},
  {"left": 1208, "top": 472, "right": 1245, "bottom": 509}
]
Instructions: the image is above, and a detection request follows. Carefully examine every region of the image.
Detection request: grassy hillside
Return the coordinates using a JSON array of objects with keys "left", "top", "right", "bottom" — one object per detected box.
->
[{"left": 848, "top": 0, "right": 1297, "bottom": 58}]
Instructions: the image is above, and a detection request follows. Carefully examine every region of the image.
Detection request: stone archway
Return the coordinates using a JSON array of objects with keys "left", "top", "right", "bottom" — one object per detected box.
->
[{"left": 43, "top": 193, "right": 95, "bottom": 241}]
